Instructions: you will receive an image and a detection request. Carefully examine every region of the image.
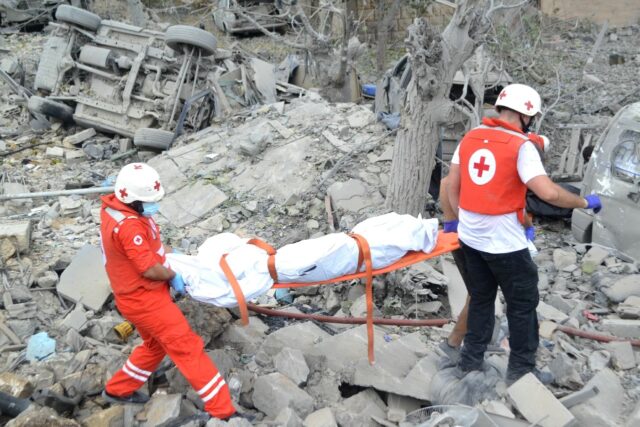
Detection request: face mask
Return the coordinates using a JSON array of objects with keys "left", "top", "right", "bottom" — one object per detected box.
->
[{"left": 142, "top": 202, "right": 160, "bottom": 217}]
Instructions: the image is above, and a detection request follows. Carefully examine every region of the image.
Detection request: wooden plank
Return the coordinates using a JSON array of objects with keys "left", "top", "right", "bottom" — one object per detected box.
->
[
  {"left": 566, "top": 128, "right": 581, "bottom": 175},
  {"left": 325, "top": 194, "right": 336, "bottom": 232}
]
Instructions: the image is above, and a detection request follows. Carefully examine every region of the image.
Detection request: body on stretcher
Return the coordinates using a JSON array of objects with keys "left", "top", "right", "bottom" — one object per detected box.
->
[{"left": 166, "top": 213, "right": 460, "bottom": 363}]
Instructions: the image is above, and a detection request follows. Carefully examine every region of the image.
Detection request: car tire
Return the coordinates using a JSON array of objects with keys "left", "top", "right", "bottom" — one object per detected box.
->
[
  {"left": 55, "top": 5, "right": 101, "bottom": 31},
  {"left": 165, "top": 25, "right": 217, "bottom": 57},
  {"left": 134, "top": 128, "right": 175, "bottom": 151},
  {"left": 27, "top": 96, "right": 75, "bottom": 124}
]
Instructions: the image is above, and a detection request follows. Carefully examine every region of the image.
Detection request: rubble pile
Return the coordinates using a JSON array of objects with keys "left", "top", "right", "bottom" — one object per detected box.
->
[{"left": 0, "top": 3, "right": 639, "bottom": 427}]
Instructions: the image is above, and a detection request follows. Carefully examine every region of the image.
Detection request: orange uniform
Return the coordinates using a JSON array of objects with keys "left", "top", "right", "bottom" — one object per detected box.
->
[{"left": 100, "top": 194, "right": 235, "bottom": 419}]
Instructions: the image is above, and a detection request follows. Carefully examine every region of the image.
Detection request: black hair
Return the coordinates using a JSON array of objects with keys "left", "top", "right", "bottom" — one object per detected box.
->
[{"left": 129, "top": 200, "right": 144, "bottom": 215}]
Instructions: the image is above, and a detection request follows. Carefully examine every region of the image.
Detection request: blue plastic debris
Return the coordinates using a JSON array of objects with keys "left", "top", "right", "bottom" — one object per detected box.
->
[
  {"left": 362, "top": 84, "right": 376, "bottom": 97},
  {"left": 274, "top": 288, "right": 294, "bottom": 304},
  {"left": 26, "top": 332, "right": 56, "bottom": 362}
]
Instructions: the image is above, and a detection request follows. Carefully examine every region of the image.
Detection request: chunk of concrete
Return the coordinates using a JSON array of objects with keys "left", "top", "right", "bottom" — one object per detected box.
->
[
  {"left": 581, "top": 246, "right": 609, "bottom": 271},
  {"left": 5, "top": 406, "right": 80, "bottom": 427},
  {"left": 605, "top": 341, "right": 636, "bottom": 370},
  {"left": 347, "top": 109, "right": 375, "bottom": 129},
  {"left": 570, "top": 369, "right": 623, "bottom": 427},
  {"left": 507, "top": 373, "right": 576, "bottom": 427},
  {"left": 335, "top": 389, "right": 387, "bottom": 426},
  {"left": 60, "top": 304, "right": 87, "bottom": 331},
  {"left": 483, "top": 400, "right": 516, "bottom": 419},
  {"left": 553, "top": 249, "right": 577, "bottom": 270},
  {"left": 80, "top": 405, "right": 123, "bottom": 427},
  {"left": 252, "top": 373, "right": 314, "bottom": 418},
  {"left": 140, "top": 394, "right": 182, "bottom": 426},
  {"left": 63, "top": 128, "right": 96, "bottom": 146},
  {"left": 0, "top": 372, "right": 34, "bottom": 398},
  {"left": 600, "top": 319, "right": 640, "bottom": 338},
  {"left": 274, "top": 407, "right": 303, "bottom": 427},
  {"left": 619, "top": 296, "right": 640, "bottom": 319},
  {"left": 64, "top": 150, "right": 86, "bottom": 164},
  {"left": 625, "top": 399, "right": 640, "bottom": 427},
  {"left": 304, "top": 408, "right": 337, "bottom": 427},
  {"left": 537, "top": 301, "right": 569, "bottom": 323},
  {"left": 159, "top": 181, "right": 227, "bottom": 227},
  {"left": 146, "top": 155, "right": 189, "bottom": 194},
  {"left": 230, "top": 136, "right": 315, "bottom": 203},
  {"left": 0, "top": 221, "right": 31, "bottom": 253},
  {"left": 274, "top": 347, "right": 310, "bottom": 386},
  {"left": 45, "top": 147, "right": 65, "bottom": 158},
  {"left": 261, "top": 321, "right": 329, "bottom": 356},
  {"left": 539, "top": 320, "right": 558, "bottom": 339},
  {"left": 327, "top": 179, "right": 383, "bottom": 214},
  {"left": 604, "top": 275, "right": 640, "bottom": 302},
  {"left": 218, "top": 317, "right": 268, "bottom": 354},
  {"left": 57, "top": 245, "right": 111, "bottom": 311}
]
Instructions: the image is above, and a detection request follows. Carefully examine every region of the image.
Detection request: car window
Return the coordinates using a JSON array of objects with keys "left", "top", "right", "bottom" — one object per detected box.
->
[{"left": 611, "top": 130, "right": 640, "bottom": 182}]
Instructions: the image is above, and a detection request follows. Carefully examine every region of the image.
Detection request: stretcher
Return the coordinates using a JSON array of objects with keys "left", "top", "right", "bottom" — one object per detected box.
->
[{"left": 221, "top": 231, "right": 460, "bottom": 364}]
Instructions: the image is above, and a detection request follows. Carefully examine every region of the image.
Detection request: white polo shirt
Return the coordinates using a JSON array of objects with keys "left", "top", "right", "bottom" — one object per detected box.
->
[{"left": 451, "top": 141, "right": 547, "bottom": 254}]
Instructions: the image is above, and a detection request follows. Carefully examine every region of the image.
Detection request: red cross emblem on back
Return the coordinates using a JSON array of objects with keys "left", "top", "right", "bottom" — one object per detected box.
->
[
  {"left": 154, "top": 181, "right": 161, "bottom": 191},
  {"left": 474, "top": 157, "right": 491, "bottom": 177},
  {"left": 525, "top": 100, "right": 534, "bottom": 111}
]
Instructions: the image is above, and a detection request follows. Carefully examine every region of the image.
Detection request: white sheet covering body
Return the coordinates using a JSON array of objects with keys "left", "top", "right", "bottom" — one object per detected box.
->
[{"left": 167, "top": 214, "right": 439, "bottom": 307}]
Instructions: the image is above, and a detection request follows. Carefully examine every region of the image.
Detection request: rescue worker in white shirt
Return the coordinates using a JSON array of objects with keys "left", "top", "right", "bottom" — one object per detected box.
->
[{"left": 447, "top": 83, "right": 602, "bottom": 384}]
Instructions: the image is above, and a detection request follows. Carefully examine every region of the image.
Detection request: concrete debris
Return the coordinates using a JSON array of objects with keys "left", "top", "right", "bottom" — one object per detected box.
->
[
  {"left": 569, "top": 369, "right": 624, "bottom": 427},
  {"left": 1, "top": 6, "right": 640, "bottom": 426},
  {"left": 303, "top": 408, "right": 338, "bottom": 427},
  {"left": 605, "top": 341, "right": 637, "bottom": 370},
  {"left": 274, "top": 347, "right": 310, "bottom": 386},
  {"left": 0, "top": 372, "right": 34, "bottom": 398},
  {"left": 57, "top": 245, "right": 112, "bottom": 312},
  {"left": 507, "top": 373, "right": 576, "bottom": 427},
  {"left": 252, "top": 372, "right": 314, "bottom": 418}
]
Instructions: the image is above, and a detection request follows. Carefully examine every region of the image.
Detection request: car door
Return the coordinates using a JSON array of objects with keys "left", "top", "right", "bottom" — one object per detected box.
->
[{"left": 582, "top": 104, "right": 640, "bottom": 261}]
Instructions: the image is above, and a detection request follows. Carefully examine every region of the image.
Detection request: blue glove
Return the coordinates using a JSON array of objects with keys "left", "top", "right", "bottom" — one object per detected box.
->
[
  {"left": 443, "top": 220, "right": 458, "bottom": 233},
  {"left": 585, "top": 194, "right": 602, "bottom": 213},
  {"left": 172, "top": 247, "right": 182, "bottom": 254},
  {"left": 170, "top": 273, "right": 185, "bottom": 294},
  {"left": 525, "top": 226, "right": 535, "bottom": 241}
]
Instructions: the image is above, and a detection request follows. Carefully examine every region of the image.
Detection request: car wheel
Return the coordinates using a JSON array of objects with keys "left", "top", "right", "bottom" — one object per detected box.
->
[
  {"left": 27, "top": 96, "right": 75, "bottom": 124},
  {"left": 133, "top": 128, "right": 175, "bottom": 151},
  {"left": 55, "top": 5, "right": 101, "bottom": 31},
  {"left": 165, "top": 25, "right": 217, "bottom": 57}
]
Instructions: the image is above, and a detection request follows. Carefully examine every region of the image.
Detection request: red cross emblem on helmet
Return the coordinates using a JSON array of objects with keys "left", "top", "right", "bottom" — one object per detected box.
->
[
  {"left": 154, "top": 181, "right": 161, "bottom": 191},
  {"left": 119, "top": 188, "right": 128, "bottom": 199}
]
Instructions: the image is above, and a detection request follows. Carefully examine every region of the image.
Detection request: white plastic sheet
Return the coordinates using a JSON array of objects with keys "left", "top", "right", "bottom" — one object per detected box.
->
[{"left": 168, "top": 214, "right": 439, "bottom": 307}]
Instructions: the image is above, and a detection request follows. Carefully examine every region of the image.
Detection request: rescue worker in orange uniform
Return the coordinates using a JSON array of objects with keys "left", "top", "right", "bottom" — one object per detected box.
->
[
  {"left": 447, "top": 84, "right": 602, "bottom": 384},
  {"left": 100, "top": 163, "right": 236, "bottom": 419}
]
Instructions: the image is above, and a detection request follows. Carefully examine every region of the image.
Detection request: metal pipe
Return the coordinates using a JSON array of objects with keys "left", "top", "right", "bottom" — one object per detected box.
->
[
  {"left": 0, "top": 187, "right": 114, "bottom": 201},
  {"left": 556, "top": 324, "right": 640, "bottom": 347},
  {"left": 169, "top": 47, "right": 193, "bottom": 127},
  {"left": 247, "top": 303, "right": 451, "bottom": 327}
]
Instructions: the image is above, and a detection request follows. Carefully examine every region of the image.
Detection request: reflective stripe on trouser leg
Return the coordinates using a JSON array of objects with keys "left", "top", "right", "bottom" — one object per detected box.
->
[{"left": 104, "top": 333, "right": 165, "bottom": 397}]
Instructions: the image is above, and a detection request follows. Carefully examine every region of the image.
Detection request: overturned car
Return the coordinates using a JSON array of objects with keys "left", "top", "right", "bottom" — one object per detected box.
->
[
  {"left": 29, "top": 5, "right": 218, "bottom": 150},
  {"left": 572, "top": 102, "right": 640, "bottom": 262}
]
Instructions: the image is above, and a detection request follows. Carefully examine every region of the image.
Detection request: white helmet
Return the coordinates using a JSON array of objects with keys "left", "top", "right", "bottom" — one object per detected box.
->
[
  {"left": 495, "top": 84, "right": 541, "bottom": 116},
  {"left": 114, "top": 163, "right": 165, "bottom": 204}
]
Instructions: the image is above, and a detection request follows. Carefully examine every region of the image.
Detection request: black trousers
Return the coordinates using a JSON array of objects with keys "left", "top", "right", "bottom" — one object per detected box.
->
[{"left": 457, "top": 240, "right": 539, "bottom": 377}]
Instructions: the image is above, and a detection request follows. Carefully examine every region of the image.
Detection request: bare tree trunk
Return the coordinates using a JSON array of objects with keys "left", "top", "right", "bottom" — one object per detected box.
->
[
  {"left": 386, "top": 0, "right": 522, "bottom": 216},
  {"left": 375, "top": 0, "right": 402, "bottom": 76}
]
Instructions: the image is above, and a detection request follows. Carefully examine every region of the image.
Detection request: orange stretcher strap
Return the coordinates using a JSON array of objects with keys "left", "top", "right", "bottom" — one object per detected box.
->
[
  {"left": 272, "top": 231, "right": 460, "bottom": 289},
  {"left": 247, "top": 238, "right": 278, "bottom": 281},
  {"left": 220, "top": 254, "right": 250, "bottom": 326},
  {"left": 349, "top": 233, "right": 375, "bottom": 364}
]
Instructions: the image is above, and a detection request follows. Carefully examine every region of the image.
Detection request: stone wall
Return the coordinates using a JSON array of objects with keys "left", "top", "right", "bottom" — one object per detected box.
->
[
  {"left": 540, "top": 0, "right": 640, "bottom": 28},
  {"left": 355, "top": 0, "right": 455, "bottom": 44}
]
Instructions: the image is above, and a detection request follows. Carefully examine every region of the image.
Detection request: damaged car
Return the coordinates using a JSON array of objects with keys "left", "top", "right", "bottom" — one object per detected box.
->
[
  {"left": 28, "top": 5, "right": 219, "bottom": 150},
  {"left": 572, "top": 102, "right": 640, "bottom": 262},
  {"left": 213, "top": 0, "right": 291, "bottom": 35}
]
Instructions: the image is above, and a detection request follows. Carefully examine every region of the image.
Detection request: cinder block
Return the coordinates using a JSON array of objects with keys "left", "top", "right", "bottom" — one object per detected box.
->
[
  {"left": 508, "top": 373, "right": 576, "bottom": 427},
  {"left": 0, "top": 220, "right": 31, "bottom": 253}
]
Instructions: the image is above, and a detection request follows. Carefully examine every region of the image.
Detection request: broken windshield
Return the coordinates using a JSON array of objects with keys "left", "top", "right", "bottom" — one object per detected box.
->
[{"left": 611, "top": 130, "right": 640, "bottom": 182}]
